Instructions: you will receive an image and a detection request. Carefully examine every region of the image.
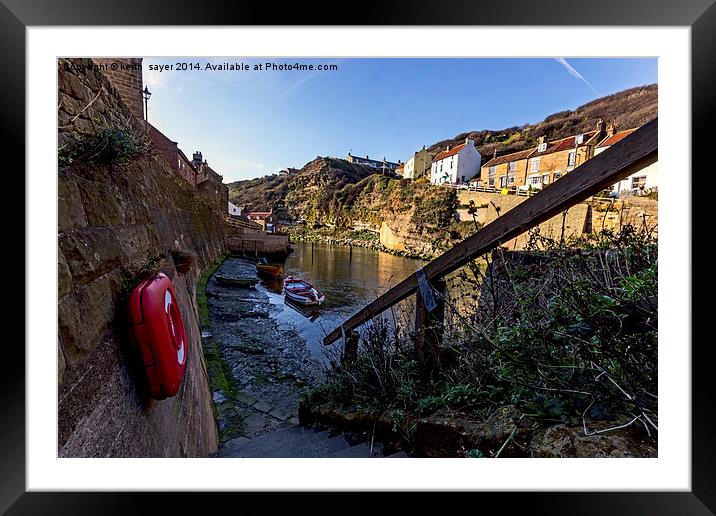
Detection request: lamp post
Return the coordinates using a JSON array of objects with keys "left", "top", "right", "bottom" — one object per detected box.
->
[{"left": 142, "top": 86, "right": 152, "bottom": 129}]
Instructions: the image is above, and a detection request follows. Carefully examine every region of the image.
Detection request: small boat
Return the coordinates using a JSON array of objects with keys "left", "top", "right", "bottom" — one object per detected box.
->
[
  {"left": 283, "top": 276, "right": 325, "bottom": 306},
  {"left": 255, "top": 258, "right": 284, "bottom": 278},
  {"left": 215, "top": 275, "right": 259, "bottom": 288}
]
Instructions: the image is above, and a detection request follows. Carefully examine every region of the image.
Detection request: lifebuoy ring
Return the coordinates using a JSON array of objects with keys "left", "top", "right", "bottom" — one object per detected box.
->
[{"left": 127, "top": 273, "right": 188, "bottom": 400}]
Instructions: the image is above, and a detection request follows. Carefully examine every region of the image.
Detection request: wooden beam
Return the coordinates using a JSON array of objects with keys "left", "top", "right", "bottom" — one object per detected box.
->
[{"left": 323, "top": 118, "right": 658, "bottom": 345}]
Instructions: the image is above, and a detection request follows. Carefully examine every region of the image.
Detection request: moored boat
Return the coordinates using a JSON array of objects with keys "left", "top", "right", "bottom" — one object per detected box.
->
[
  {"left": 215, "top": 275, "right": 259, "bottom": 288},
  {"left": 255, "top": 258, "right": 284, "bottom": 278},
  {"left": 283, "top": 276, "right": 325, "bottom": 306}
]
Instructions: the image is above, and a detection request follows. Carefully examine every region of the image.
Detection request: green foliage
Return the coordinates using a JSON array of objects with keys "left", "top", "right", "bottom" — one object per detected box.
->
[
  {"left": 310, "top": 223, "right": 658, "bottom": 442},
  {"left": 196, "top": 254, "right": 228, "bottom": 328},
  {"left": 59, "top": 126, "right": 149, "bottom": 166}
]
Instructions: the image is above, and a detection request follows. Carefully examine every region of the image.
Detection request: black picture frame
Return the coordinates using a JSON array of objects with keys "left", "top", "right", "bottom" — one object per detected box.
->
[{"left": 2, "top": 0, "right": 712, "bottom": 513}]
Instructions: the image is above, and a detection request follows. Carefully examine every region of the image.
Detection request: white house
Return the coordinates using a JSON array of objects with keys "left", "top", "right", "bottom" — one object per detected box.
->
[
  {"left": 595, "top": 126, "right": 658, "bottom": 197},
  {"left": 228, "top": 201, "right": 242, "bottom": 216},
  {"left": 430, "top": 137, "right": 482, "bottom": 185},
  {"left": 402, "top": 146, "right": 432, "bottom": 180}
]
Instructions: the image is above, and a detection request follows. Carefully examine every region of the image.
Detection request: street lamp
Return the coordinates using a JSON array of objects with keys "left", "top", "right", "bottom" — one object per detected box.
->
[{"left": 142, "top": 86, "right": 152, "bottom": 128}]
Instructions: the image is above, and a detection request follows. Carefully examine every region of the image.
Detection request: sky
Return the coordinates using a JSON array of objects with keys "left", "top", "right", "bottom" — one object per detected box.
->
[{"left": 143, "top": 57, "right": 657, "bottom": 183}]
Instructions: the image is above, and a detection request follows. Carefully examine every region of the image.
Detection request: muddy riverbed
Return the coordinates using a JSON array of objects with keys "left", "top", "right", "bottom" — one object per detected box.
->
[
  {"left": 204, "top": 245, "right": 425, "bottom": 448},
  {"left": 205, "top": 257, "right": 325, "bottom": 444}
]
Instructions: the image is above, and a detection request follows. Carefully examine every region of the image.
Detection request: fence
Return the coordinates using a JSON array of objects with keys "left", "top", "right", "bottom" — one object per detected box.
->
[{"left": 323, "top": 119, "right": 658, "bottom": 371}]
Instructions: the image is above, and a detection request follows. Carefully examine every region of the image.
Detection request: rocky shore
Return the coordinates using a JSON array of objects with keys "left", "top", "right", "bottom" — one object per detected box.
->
[{"left": 289, "top": 230, "right": 437, "bottom": 261}]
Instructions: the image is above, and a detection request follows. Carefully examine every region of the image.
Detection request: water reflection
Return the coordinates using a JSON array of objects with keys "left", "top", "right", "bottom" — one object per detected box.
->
[{"left": 256, "top": 241, "right": 425, "bottom": 361}]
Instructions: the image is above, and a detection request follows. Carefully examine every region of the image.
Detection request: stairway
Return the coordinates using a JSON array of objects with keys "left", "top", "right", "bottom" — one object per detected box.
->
[{"left": 215, "top": 425, "right": 409, "bottom": 458}]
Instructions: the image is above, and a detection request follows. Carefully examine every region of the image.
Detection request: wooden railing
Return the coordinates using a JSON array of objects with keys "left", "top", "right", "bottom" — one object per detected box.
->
[
  {"left": 224, "top": 214, "right": 263, "bottom": 231},
  {"left": 323, "top": 119, "right": 658, "bottom": 358}
]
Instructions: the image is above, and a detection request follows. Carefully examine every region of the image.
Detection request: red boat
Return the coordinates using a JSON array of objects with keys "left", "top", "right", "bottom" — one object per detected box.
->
[{"left": 283, "top": 276, "right": 325, "bottom": 306}]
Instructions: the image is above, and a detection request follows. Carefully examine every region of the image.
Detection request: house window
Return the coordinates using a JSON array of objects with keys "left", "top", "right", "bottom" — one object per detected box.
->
[
  {"left": 508, "top": 172, "right": 515, "bottom": 184},
  {"left": 488, "top": 176, "right": 495, "bottom": 187},
  {"left": 461, "top": 175, "right": 466, "bottom": 182},
  {"left": 538, "top": 143, "right": 547, "bottom": 152},
  {"left": 632, "top": 176, "right": 647, "bottom": 189},
  {"left": 528, "top": 176, "right": 542, "bottom": 186},
  {"left": 553, "top": 172, "right": 562, "bottom": 180},
  {"left": 542, "top": 174, "right": 550, "bottom": 185},
  {"left": 568, "top": 150, "right": 576, "bottom": 167},
  {"left": 489, "top": 166, "right": 496, "bottom": 176},
  {"left": 508, "top": 161, "right": 516, "bottom": 172},
  {"left": 530, "top": 158, "right": 540, "bottom": 172}
]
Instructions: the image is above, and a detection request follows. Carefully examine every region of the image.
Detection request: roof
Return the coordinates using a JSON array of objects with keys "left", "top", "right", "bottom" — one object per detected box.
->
[
  {"left": 246, "top": 211, "right": 271, "bottom": 219},
  {"left": 482, "top": 148, "right": 535, "bottom": 168},
  {"left": 147, "top": 123, "right": 197, "bottom": 173},
  {"left": 531, "top": 130, "right": 598, "bottom": 158},
  {"left": 433, "top": 142, "right": 467, "bottom": 162},
  {"left": 597, "top": 128, "right": 637, "bottom": 148}
]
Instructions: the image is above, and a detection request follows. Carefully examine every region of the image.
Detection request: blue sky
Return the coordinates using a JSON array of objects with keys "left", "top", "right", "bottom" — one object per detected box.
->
[{"left": 143, "top": 57, "right": 657, "bottom": 183}]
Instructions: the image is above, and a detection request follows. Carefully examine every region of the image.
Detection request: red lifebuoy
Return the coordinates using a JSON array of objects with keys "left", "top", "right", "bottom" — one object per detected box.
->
[{"left": 127, "top": 273, "right": 188, "bottom": 400}]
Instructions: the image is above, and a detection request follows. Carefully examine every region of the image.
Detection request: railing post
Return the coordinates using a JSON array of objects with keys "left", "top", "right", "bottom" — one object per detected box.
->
[
  {"left": 414, "top": 276, "right": 445, "bottom": 377},
  {"left": 342, "top": 328, "right": 358, "bottom": 364}
]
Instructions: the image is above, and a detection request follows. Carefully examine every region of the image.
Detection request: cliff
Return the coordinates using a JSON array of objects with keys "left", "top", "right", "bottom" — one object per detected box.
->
[
  {"left": 58, "top": 58, "right": 224, "bottom": 457},
  {"left": 229, "top": 158, "right": 461, "bottom": 257}
]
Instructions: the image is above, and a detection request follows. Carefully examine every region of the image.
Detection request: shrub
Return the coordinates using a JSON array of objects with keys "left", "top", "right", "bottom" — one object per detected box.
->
[{"left": 59, "top": 125, "right": 150, "bottom": 166}]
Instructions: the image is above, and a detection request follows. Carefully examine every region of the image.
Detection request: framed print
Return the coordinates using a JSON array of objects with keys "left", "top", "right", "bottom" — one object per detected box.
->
[{"left": 3, "top": 0, "right": 714, "bottom": 513}]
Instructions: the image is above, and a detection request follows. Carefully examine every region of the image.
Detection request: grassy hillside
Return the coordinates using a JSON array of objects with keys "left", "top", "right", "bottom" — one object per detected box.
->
[{"left": 429, "top": 84, "right": 657, "bottom": 158}]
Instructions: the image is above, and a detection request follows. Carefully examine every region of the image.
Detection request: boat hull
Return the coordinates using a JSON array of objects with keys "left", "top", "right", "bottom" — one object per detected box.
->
[
  {"left": 283, "top": 275, "right": 325, "bottom": 306},
  {"left": 256, "top": 264, "right": 284, "bottom": 278},
  {"left": 284, "top": 290, "right": 325, "bottom": 306}
]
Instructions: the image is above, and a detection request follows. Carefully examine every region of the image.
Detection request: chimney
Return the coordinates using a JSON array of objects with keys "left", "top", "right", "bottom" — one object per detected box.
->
[
  {"left": 596, "top": 118, "right": 606, "bottom": 135},
  {"left": 537, "top": 136, "right": 546, "bottom": 145},
  {"left": 607, "top": 124, "right": 617, "bottom": 137},
  {"left": 492, "top": 148, "right": 497, "bottom": 159},
  {"left": 192, "top": 151, "right": 203, "bottom": 163},
  {"left": 446, "top": 145, "right": 451, "bottom": 152},
  {"left": 465, "top": 136, "right": 474, "bottom": 146}
]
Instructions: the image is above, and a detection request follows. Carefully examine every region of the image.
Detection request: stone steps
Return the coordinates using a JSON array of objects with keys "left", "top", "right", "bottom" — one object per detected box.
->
[{"left": 215, "top": 425, "right": 409, "bottom": 459}]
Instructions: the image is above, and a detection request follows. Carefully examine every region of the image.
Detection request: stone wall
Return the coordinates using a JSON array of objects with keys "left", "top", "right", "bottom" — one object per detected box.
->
[
  {"left": 58, "top": 58, "right": 143, "bottom": 151},
  {"left": 58, "top": 58, "right": 225, "bottom": 457},
  {"left": 588, "top": 196, "right": 658, "bottom": 234},
  {"left": 226, "top": 234, "right": 290, "bottom": 256},
  {"left": 457, "top": 190, "right": 590, "bottom": 249}
]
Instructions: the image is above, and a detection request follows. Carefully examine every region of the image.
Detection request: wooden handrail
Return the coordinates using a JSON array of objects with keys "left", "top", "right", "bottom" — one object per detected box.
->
[{"left": 323, "top": 118, "right": 658, "bottom": 345}]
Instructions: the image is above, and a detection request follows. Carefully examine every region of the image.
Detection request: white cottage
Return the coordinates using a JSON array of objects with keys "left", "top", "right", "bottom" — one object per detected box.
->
[
  {"left": 595, "top": 126, "right": 658, "bottom": 197},
  {"left": 430, "top": 137, "right": 482, "bottom": 185},
  {"left": 228, "top": 201, "right": 242, "bottom": 216}
]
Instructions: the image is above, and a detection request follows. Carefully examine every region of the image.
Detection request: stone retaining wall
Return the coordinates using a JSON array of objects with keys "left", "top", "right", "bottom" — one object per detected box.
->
[
  {"left": 58, "top": 58, "right": 225, "bottom": 457},
  {"left": 226, "top": 234, "right": 290, "bottom": 255}
]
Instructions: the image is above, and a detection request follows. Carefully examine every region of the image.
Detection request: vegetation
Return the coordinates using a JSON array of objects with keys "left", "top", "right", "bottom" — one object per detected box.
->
[
  {"left": 196, "top": 253, "right": 227, "bottom": 328},
  {"left": 306, "top": 223, "right": 658, "bottom": 454},
  {"left": 58, "top": 125, "right": 150, "bottom": 166}
]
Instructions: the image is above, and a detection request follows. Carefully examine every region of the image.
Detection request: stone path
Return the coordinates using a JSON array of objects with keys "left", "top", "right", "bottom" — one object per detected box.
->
[
  {"left": 215, "top": 424, "right": 408, "bottom": 458},
  {"left": 205, "top": 257, "right": 406, "bottom": 458}
]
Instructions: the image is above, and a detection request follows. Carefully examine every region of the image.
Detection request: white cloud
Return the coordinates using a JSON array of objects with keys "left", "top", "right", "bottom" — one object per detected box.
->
[{"left": 553, "top": 58, "right": 600, "bottom": 96}]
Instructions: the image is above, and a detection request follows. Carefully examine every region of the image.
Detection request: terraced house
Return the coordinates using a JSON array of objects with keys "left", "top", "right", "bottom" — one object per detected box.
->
[
  {"left": 524, "top": 120, "right": 607, "bottom": 190},
  {"left": 478, "top": 148, "right": 535, "bottom": 189},
  {"left": 595, "top": 125, "right": 658, "bottom": 197}
]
